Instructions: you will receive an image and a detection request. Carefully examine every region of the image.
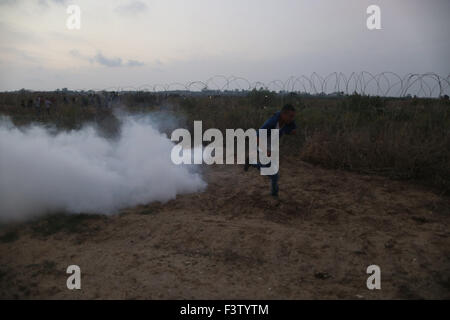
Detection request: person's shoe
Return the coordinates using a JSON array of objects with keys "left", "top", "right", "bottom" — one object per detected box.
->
[{"left": 271, "top": 191, "right": 278, "bottom": 197}]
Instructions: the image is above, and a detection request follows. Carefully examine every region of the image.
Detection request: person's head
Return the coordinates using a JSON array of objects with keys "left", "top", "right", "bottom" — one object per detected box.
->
[{"left": 280, "top": 104, "right": 296, "bottom": 123}]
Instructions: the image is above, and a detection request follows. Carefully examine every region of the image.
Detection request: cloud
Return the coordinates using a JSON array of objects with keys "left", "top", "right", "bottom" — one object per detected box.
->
[
  {"left": 126, "top": 59, "right": 145, "bottom": 67},
  {"left": 69, "top": 49, "right": 84, "bottom": 59},
  {"left": 94, "top": 52, "right": 123, "bottom": 67},
  {"left": 0, "top": 21, "right": 42, "bottom": 44},
  {"left": 0, "top": 0, "right": 16, "bottom": 5},
  {"left": 0, "top": 0, "right": 68, "bottom": 7},
  {"left": 0, "top": 46, "right": 40, "bottom": 63},
  {"left": 70, "top": 50, "right": 145, "bottom": 68},
  {"left": 114, "top": 1, "right": 148, "bottom": 16},
  {"left": 37, "top": 0, "right": 69, "bottom": 7}
]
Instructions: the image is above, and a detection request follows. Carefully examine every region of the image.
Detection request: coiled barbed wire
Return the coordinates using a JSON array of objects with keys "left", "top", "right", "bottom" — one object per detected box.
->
[{"left": 79, "top": 72, "right": 450, "bottom": 98}]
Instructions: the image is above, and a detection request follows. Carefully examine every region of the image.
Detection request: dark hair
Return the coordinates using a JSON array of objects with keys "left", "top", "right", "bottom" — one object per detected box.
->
[{"left": 281, "top": 103, "right": 295, "bottom": 112}]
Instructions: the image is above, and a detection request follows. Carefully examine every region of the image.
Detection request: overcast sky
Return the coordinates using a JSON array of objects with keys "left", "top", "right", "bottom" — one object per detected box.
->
[{"left": 0, "top": 0, "right": 449, "bottom": 90}]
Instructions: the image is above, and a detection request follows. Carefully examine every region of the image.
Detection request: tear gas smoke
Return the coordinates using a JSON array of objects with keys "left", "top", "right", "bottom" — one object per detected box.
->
[{"left": 0, "top": 115, "right": 206, "bottom": 222}]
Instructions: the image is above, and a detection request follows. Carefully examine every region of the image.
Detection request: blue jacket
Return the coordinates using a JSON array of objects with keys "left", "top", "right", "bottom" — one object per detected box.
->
[{"left": 259, "top": 111, "right": 296, "bottom": 137}]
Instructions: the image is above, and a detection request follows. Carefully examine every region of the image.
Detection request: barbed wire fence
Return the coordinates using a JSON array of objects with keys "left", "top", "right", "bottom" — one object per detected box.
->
[{"left": 80, "top": 72, "right": 450, "bottom": 98}]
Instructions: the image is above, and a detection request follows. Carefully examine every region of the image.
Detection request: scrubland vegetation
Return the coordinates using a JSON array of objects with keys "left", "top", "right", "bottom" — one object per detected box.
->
[{"left": 1, "top": 90, "right": 449, "bottom": 194}]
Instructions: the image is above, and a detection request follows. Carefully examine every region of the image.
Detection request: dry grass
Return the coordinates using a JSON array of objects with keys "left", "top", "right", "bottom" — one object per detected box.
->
[{"left": 1, "top": 90, "right": 449, "bottom": 193}]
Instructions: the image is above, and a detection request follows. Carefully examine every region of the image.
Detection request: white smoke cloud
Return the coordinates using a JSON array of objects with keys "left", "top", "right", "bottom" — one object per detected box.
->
[{"left": 0, "top": 115, "right": 206, "bottom": 222}]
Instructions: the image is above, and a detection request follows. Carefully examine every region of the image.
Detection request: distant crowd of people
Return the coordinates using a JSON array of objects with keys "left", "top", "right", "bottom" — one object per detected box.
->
[
  {"left": 21, "top": 96, "right": 55, "bottom": 115},
  {"left": 19, "top": 91, "right": 122, "bottom": 115}
]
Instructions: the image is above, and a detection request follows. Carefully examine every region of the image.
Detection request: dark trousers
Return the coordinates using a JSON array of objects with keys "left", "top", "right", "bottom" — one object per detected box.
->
[{"left": 251, "top": 162, "right": 279, "bottom": 196}]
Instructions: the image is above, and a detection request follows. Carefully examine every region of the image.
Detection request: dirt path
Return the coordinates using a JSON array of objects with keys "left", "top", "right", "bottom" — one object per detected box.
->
[{"left": 1, "top": 158, "right": 449, "bottom": 299}]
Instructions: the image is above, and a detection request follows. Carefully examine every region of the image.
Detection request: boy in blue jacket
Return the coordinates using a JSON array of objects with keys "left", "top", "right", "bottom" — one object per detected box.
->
[{"left": 244, "top": 104, "right": 297, "bottom": 197}]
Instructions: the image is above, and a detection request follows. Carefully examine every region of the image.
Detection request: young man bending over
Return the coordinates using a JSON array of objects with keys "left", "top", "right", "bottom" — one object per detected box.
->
[{"left": 244, "top": 104, "right": 297, "bottom": 197}]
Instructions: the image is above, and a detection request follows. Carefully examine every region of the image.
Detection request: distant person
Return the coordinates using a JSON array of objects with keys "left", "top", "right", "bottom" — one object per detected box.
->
[
  {"left": 244, "top": 103, "right": 297, "bottom": 197},
  {"left": 95, "top": 94, "right": 101, "bottom": 107},
  {"left": 34, "top": 96, "right": 41, "bottom": 114},
  {"left": 44, "top": 98, "right": 52, "bottom": 115}
]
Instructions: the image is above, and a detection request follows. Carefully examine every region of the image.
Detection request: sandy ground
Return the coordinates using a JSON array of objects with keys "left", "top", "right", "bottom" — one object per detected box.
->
[{"left": 0, "top": 157, "right": 449, "bottom": 299}]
